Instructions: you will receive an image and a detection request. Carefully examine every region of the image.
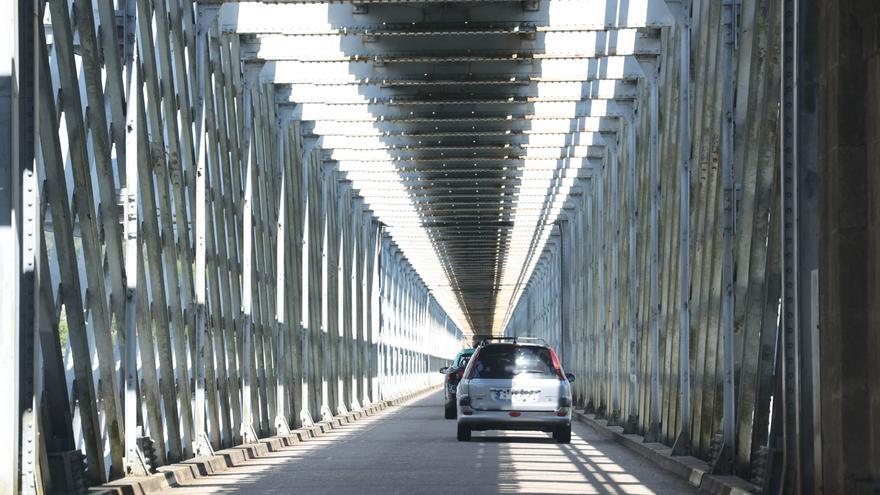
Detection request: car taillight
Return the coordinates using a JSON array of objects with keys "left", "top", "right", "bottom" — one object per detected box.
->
[
  {"left": 549, "top": 348, "right": 566, "bottom": 380},
  {"left": 459, "top": 395, "right": 473, "bottom": 415}
]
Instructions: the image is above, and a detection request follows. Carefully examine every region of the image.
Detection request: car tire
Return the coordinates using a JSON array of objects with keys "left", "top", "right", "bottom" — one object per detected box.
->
[
  {"left": 457, "top": 424, "right": 471, "bottom": 442},
  {"left": 444, "top": 401, "right": 456, "bottom": 419},
  {"left": 554, "top": 424, "right": 571, "bottom": 444}
]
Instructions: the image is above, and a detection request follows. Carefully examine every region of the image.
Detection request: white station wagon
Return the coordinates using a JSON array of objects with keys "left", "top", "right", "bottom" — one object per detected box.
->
[{"left": 456, "top": 339, "right": 575, "bottom": 443}]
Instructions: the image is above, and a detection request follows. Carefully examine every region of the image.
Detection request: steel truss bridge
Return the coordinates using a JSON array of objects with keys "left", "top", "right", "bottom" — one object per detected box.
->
[{"left": 0, "top": 0, "right": 878, "bottom": 492}]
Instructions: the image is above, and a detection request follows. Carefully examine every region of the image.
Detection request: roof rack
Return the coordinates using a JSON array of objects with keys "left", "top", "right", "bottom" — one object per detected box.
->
[{"left": 477, "top": 336, "right": 548, "bottom": 347}]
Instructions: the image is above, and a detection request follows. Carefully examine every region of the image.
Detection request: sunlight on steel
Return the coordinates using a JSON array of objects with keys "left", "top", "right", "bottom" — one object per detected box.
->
[
  {"left": 225, "top": 0, "right": 666, "bottom": 333},
  {"left": 219, "top": 1, "right": 672, "bottom": 29}
]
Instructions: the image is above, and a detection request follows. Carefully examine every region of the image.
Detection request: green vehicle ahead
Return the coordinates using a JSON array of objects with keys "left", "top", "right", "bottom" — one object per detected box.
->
[{"left": 438, "top": 347, "right": 475, "bottom": 419}]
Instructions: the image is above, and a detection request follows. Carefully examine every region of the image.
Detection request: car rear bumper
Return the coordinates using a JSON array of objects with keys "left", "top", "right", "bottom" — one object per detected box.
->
[{"left": 457, "top": 409, "right": 570, "bottom": 431}]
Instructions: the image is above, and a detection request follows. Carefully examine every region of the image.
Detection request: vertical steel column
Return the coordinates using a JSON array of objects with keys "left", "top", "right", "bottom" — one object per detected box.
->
[
  {"left": 391, "top": 257, "right": 401, "bottom": 397},
  {"left": 288, "top": 123, "right": 305, "bottom": 428},
  {"left": 363, "top": 215, "right": 378, "bottom": 404},
  {"left": 193, "top": 18, "right": 214, "bottom": 457},
  {"left": 399, "top": 267, "right": 406, "bottom": 394},
  {"left": 646, "top": 65, "right": 663, "bottom": 443},
  {"left": 625, "top": 117, "right": 639, "bottom": 433},
  {"left": 352, "top": 198, "right": 364, "bottom": 409},
  {"left": 339, "top": 181, "right": 354, "bottom": 413},
  {"left": 406, "top": 271, "right": 413, "bottom": 391},
  {"left": 716, "top": 0, "right": 737, "bottom": 473},
  {"left": 389, "top": 243, "right": 395, "bottom": 389},
  {"left": 575, "top": 192, "right": 587, "bottom": 406},
  {"left": 204, "top": 34, "right": 228, "bottom": 448},
  {"left": 274, "top": 125, "right": 291, "bottom": 435},
  {"left": 1, "top": 0, "right": 36, "bottom": 486},
  {"left": 584, "top": 179, "right": 596, "bottom": 411},
  {"left": 252, "top": 83, "right": 275, "bottom": 438},
  {"left": 283, "top": 122, "right": 300, "bottom": 429},
  {"left": 122, "top": 52, "right": 141, "bottom": 472},
  {"left": 167, "top": 20, "right": 199, "bottom": 442},
  {"left": 377, "top": 239, "right": 384, "bottom": 400},
  {"left": 19, "top": 30, "right": 37, "bottom": 491},
  {"left": 558, "top": 218, "right": 569, "bottom": 367},
  {"left": 780, "top": 0, "right": 802, "bottom": 485},
  {"left": 0, "top": 27, "right": 18, "bottom": 482},
  {"left": 398, "top": 256, "right": 403, "bottom": 389},
  {"left": 240, "top": 101, "right": 260, "bottom": 442},
  {"left": 123, "top": 43, "right": 150, "bottom": 475},
  {"left": 672, "top": 0, "right": 693, "bottom": 455},
  {"left": 224, "top": 35, "right": 246, "bottom": 445},
  {"left": 405, "top": 274, "right": 411, "bottom": 393},
  {"left": 384, "top": 250, "right": 392, "bottom": 398},
  {"left": 360, "top": 214, "right": 369, "bottom": 405},
  {"left": 322, "top": 165, "right": 339, "bottom": 418},
  {"left": 392, "top": 255, "right": 400, "bottom": 397},
  {"left": 778, "top": 0, "right": 820, "bottom": 490},
  {"left": 374, "top": 222, "right": 382, "bottom": 401},
  {"left": 300, "top": 148, "right": 313, "bottom": 424},
  {"left": 609, "top": 137, "right": 622, "bottom": 424},
  {"left": 404, "top": 274, "right": 412, "bottom": 392},
  {"left": 411, "top": 276, "right": 419, "bottom": 389},
  {"left": 319, "top": 153, "right": 332, "bottom": 417},
  {"left": 596, "top": 161, "right": 608, "bottom": 417},
  {"left": 305, "top": 148, "right": 325, "bottom": 421}
]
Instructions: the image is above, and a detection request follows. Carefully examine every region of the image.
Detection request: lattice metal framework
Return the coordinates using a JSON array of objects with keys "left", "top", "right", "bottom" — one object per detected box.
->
[{"left": 0, "top": 0, "right": 837, "bottom": 492}]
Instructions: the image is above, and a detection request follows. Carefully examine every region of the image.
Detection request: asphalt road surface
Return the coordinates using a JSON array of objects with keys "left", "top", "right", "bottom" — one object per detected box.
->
[{"left": 160, "top": 390, "right": 698, "bottom": 494}]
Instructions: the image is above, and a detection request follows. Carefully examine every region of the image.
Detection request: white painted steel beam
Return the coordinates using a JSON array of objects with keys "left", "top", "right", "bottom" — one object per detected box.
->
[
  {"left": 240, "top": 30, "right": 661, "bottom": 60},
  {"left": 260, "top": 56, "right": 647, "bottom": 84},
  {"left": 311, "top": 131, "right": 606, "bottom": 148},
  {"left": 218, "top": 1, "right": 673, "bottom": 29}
]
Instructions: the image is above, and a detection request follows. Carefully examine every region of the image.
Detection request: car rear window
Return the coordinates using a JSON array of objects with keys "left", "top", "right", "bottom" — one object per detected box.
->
[{"left": 470, "top": 345, "right": 556, "bottom": 379}]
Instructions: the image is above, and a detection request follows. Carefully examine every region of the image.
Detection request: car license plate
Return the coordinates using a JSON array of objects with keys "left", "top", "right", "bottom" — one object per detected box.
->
[
  {"left": 491, "top": 389, "right": 510, "bottom": 401},
  {"left": 491, "top": 389, "right": 539, "bottom": 402}
]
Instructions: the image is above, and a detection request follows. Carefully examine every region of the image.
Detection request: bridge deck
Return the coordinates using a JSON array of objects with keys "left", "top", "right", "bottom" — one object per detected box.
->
[{"left": 159, "top": 391, "right": 697, "bottom": 495}]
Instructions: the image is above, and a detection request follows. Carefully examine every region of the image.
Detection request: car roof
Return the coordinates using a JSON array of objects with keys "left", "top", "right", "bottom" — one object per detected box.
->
[{"left": 478, "top": 342, "right": 549, "bottom": 349}]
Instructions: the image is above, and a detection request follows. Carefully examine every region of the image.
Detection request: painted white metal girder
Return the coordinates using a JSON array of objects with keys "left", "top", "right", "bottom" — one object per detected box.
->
[
  {"left": 311, "top": 131, "right": 606, "bottom": 148},
  {"left": 283, "top": 100, "right": 632, "bottom": 121},
  {"left": 239, "top": 30, "right": 661, "bottom": 60},
  {"left": 259, "top": 56, "right": 648, "bottom": 84},
  {"left": 307, "top": 116, "right": 620, "bottom": 135},
  {"left": 218, "top": 1, "right": 673, "bottom": 30},
  {"left": 325, "top": 146, "right": 604, "bottom": 162},
  {"left": 273, "top": 80, "right": 639, "bottom": 103}
]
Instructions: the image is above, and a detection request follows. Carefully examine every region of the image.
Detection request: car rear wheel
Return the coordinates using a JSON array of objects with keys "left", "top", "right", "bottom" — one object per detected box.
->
[
  {"left": 457, "top": 424, "right": 471, "bottom": 441},
  {"left": 553, "top": 424, "right": 571, "bottom": 444}
]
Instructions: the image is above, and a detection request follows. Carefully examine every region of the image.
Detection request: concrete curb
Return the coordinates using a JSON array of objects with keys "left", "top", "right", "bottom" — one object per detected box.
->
[
  {"left": 91, "top": 387, "right": 440, "bottom": 494},
  {"left": 572, "top": 411, "right": 759, "bottom": 495}
]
